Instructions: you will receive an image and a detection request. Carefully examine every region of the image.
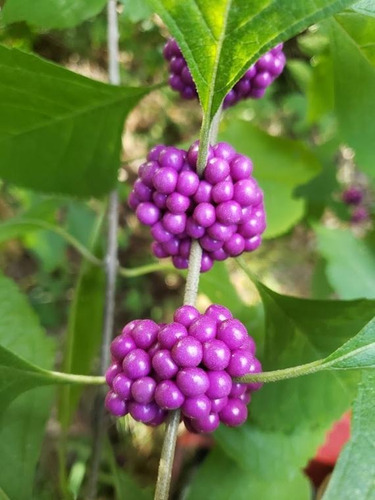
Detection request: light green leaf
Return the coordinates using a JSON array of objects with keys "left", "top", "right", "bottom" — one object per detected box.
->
[
  {"left": 315, "top": 226, "right": 375, "bottom": 299},
  {"left": 324, "top": 316, "right": 375, "bottom": 369},
  {"left": 323, "top": 371, "right": 375, "bottom": 500},
  {"left": 2, "top": 0, "right": 107, "bottom": 29},
  {"left": 0, "top": 273, "right": 55, "bottom": 500},
  {"left": 219, "top": 121, "right": 321, "bottom": 238},
  {"left": 0, "top": 45, "right": 150, "bottom": 197},
  {"left": 211, "top": 272, "right": 374, "bottom": 497},
  {"left": 187, "top": 448, "right": 310, "bottom": 500},
  {"left": 352, "top": 0, "right": 375, "bottom": 17},
  {"left": 330, "top": 13, "right": 375, "bottom": 176},
  {"left": 147, "top": 0, "right": 356, "bottom": 119},
  {"left": 120, "top": 0, "right": 152, "bottom": 22}
]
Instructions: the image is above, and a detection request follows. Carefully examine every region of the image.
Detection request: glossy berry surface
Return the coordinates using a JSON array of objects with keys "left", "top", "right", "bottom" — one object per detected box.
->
[
  {"left": 128, "top": 141, "right": 266, "bottom": 272},
  {"left": 164, "top": 37, "right": 286, "bottom": 108},
  {"left": 105, "top": 307, "right": 262, "bottom": 433}
]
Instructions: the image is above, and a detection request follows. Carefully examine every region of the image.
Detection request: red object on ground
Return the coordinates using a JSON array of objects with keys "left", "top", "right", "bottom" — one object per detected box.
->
[{"left": 315, "top": 412, "right": 351, "bottom": 465}]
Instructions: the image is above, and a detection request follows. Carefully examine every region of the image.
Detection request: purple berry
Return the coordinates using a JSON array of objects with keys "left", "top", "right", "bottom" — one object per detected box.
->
[
  {"left": 182, "top": 394, "right": 211, "bottom": 420},
  {"left": 216, "top": 200, "right": 242, "bottom": 225},
  {"left": 202, "top": 339, "right": 231, "bottom": 370},
  {"left": 131, "top": 376, "right": 157, "bottom": 404},
  {"left": 230, "top": 382, "right": 247, "bottom": 398},
  {"left": 233, "top": 179, "right": 259, "bottom": 206},
  {"left": 219, "top": 399, "right": 248, "bottom": 426},
  {"left": 136, "top": 202, "right": 160, "bottom": 226},
  {"left": 206, "top": 370, "right": 232, "bottom": 399},
  {"left": 186, "top": 217, "right": 205, "bottom": 239},
  {"left": 230, "top": 155, "right": 253, "bottom": 181},
  {"left": 200, "top": 254, "right": 214, "bottom": 273},
  {"left": 171, "top": 336, "right": 203, "bottom": 367},
  {"left": 152, "top": 349, "right": 179, "bottom": 379},
  {"left": 223, "top": 233, "right": 245, "bottom": 256},
  {"left": 166, "top": 192, "right": 190, "bottom": 213},
  {"left": 134, "top": 179, "right": 152, "bottom": 202},
  {"left": 212, "top": 181, "right": 234, "bottom": 204},
  {"left": 173, "top": 305, "right": 200, "bottom": 327},
  {"left": 162, "top": 213, "right": 186, "bottom": 234},
  {"left": 105, "top": 391, "right": 128, "bottom": 417},
  {"left": 213, "top": 142, "right": 236, "bottom": 162},
  {"left": 207, "top": 222, "right": 235, "bottom": 242},
  {"left": 243, "top": 235, "right": 262, "bottom": 252},
  {"left": 189, "top": 316, "right": 217, "bottom": 343},
  {"left": 210, "top": 396, "right": 228, "bottom": 413},
  {"left": 131, "top": 320, "right": 159, "bottom": 350},
  {"left": 227, "top": 350, "right": 253, "bottom": 377},
  {"left": 153, "top": 167, "right": 178, "bottom": 194},
  {"left": 112, "top": 373, "right": 132, "bottom": 400},
  {"left": 155, "top": 380, "right": 185, "bottom": 410},
  {"left": 217, "top": 319, "right": 247, "bottom": 349},
  {"left": 176, "top": 171, "right": 200, "bottom": 196},
  {"left": 194, "top": 181, "right": 212, "bottom": 203},
  {"left": 176, "top": 367, "right": 210, "bottom": 397},
  {"left": 204, "top": 157, "right": 230, "bottom": 185},
  {"left": 193, "top": 412, "right": 220, "bottom": 433},
  {"left": 105, "top": 362, "right": 122, "bottom": 386},
  {"left": 148, "top": 407, "right": 168, "bottom": 426},
  {"left": 129, "top": 401, "right": 159, "bottom": 423},
  {"left": 122, "top": 349, "right": 151, "bottom": 379},
  {"left": 158, "top": 322, "right": 188, "bottom": 349},
  {"left": 110, "top": 334, "right": 136, "bottom": 361},
  {"left": 205, "top": 304, "right": 233, "bottom": 323},
  {"left": 200, "top": 235, "right": 223, "bottom": 252},
  {"left": 342, "top": 187, "right": 364, "bottom": 206},
  {"left": 246, "top": 357, "right": 263, "bottom": 392},
  {"left": 159, "top": 147, "right": 185, "bottom": 171},
  {"left": 151, "top": 221, "right": 173, "bottom": 243},
  {"left": 193, "top": 203, "right": 216, "bottom": 228}
]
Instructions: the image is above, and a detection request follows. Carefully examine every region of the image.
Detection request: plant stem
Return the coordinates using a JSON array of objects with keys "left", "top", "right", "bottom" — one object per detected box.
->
[
  {"left": 87, "top": 2, "right": 120, "bottom": 498},
  {"left": 154, "top": 103, "right": 223, "bottom": 500},
  {"left": 49, "top": 371, "right": 106, "bottom": 385},
  {"left": 237, "top": 359, "right": 325, "bottom": 383}
]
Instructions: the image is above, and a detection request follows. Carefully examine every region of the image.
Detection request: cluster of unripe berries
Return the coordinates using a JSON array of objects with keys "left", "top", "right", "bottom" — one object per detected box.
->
[
  {"left": 105, "top": 304, "right": 262, "bottom": 433},
  {"left": 128, "top": 141, "right": 266, "bottom": 272},
  {"left": 163, "top": 38, "right": 286, "bottom": 107},
  {"left": 341, "top": 186, "right": 370, "bottom": 223}
]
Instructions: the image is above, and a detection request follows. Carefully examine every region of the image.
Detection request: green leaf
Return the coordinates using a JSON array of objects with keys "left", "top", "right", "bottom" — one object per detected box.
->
[
  {"left": 2, "top": 0, "right": 107, "bottom": 29},
  {"left": 324, "top": 316, "right": 375, "bottom": 369},
  {"left": 219, "top": 121, "right": 321, "bottom": 237},
  {"left": 58, "top": 216, "right": 105, "bottom": 429},
  {"left": 352, "top": 0, "right": 375, "bottom": 17},
  {"left": 330, "top": 13, "right": 375, "bottom": 176},
  {"left": 147, "top": 0, "right": 356, "bottom": 119},
  {"left": 0, "top": 45, "right": 150, "bottom": 197},
  {"left": 120, "top": 0, "right": 152, "bottom": 22},
  {"left": 0, "top": 273, "right": 55, "bottom": 500},
  {"left": 210, "top": 273, "right": 375, "bottom": 497},
  {"left": 187, "top": 448, "right": 310, "bottom": 500},
  {"left": 307, "top": 53, "right": 334, "bottom": 122},
  {"left": 323, "top": 371, "right": 375, "bottom": 500},
  {"left": 315, "top": 226, "right": 375, "bottom": 299}
]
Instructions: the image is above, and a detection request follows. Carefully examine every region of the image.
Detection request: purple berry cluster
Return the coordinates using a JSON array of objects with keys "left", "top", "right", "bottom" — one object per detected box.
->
[
  {"left": 105, "top": 304, "right": 262, "bottom": 433},
  {"left": 341, "top": 186, "right": 370, "bottom": 224},
  {"left": 128, "top": 141, "right": 265, "bottom": 272},
  {"left": 163, "top": 38, "right": 286, "bottom": 108}
]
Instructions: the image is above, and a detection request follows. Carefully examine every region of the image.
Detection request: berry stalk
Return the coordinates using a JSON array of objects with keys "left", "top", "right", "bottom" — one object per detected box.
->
[{"left": 154, "top": 101, "right": 223, "bottom": 500}]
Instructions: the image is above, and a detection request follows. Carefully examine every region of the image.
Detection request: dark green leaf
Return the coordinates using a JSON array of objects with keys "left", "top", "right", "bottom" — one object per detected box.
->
[
  {"left": 0, "top": 273, "right": 55, "bottom": 500},
  {"left": 323, "top": 371, "right": 375, "bottom": 500},
  {"left": 219, "top": 121, "right": 321, "bottom": 237},
  {"left": 0, "top": 45, "right": 150, "bottom": 197},
  {"left": 315, "top": 226, "right": 375, "bottom": 299},
  {"left": 330, "top": 13, "right": 375, "bottom": 176},
  {"left": 147, "top": 0, "right": 356, "bottom": 119},
  {"left": 2, "top": 0, "right": 107, "bottom": 29}
]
